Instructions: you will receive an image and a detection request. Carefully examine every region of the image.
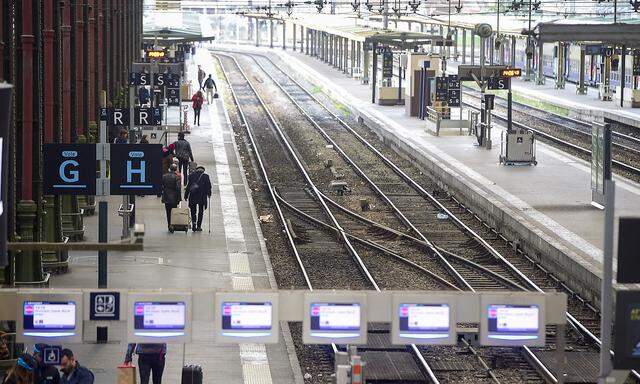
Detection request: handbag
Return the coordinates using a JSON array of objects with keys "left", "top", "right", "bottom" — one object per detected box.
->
[
  {"left": 117, "top": 364, "right": 137, "bottom": 384},
  {"left": 213, "top": 92, "right": 219, "bottom": 99}
]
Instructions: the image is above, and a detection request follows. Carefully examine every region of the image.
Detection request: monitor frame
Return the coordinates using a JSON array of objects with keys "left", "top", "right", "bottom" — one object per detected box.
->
[
  {"left": 214, "top": 292, "right": 279, "bottom": 344},
  {"left": 16, "top": 291, "right": 83, "bottom": 343},
  {"left": 126, "top": 292, "right": 192, "bottom": 343},
  {"left": 479, "top": 293, "right": 545, "bottom": 347},
  {"left": 391, "top": 293, "right": 457, "bottom": 345},
  {"left": 303, "top": 292, "right": 367, "bottom": 345}
]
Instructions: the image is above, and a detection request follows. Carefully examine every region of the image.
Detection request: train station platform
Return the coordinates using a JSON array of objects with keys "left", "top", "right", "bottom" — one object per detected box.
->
[
  {"left": 446, "top": 60, "right": 640, "bottom": 129},
  {"left": 217, "top": 43, "right": 640, "bottom": 303},
  {"left": 48, "top": 50, "right": 301, "bottom": 383}
]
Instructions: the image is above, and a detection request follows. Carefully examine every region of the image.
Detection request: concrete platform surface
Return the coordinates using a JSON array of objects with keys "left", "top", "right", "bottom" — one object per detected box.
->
[
  {"left": 48, "top": 49, "right": 301, "bottom": 384},
  {"left": 215, "top": 43, "right": 640, "bottom": 301}
]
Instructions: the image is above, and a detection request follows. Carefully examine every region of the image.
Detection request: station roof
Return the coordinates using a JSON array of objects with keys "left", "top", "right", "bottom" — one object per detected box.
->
[
  {"left": 143, "top": 10, "right": 215, "bottom": 43},
  {"left": 535, "top": 19, "right": 640, "bottom": 47},
  {"left": 243, "top": 12, "right": 441, "bottom": 48}
]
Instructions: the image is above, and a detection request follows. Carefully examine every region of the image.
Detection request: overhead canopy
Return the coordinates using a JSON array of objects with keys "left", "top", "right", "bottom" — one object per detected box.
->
[
  {"left": 143, "top": 10, "right": 216, "bottom": 44},
  {"left": 535, "top": 20, "right": 640, "bottom": 47}
]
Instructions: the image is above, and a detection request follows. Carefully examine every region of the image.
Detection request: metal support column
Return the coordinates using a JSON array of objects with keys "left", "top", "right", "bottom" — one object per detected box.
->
[
  {"left": 536, "top": 42, "right": 545, "bottom": 85},
  {"left": 372, "top": 42, "right": 378, "bottom": 103},
  {"left": 578, "top": 46, "right": 587, "bottom": 94},
  {"left": 471, "top": 31, "right": 476, "bottom": 65},
  {"left": 462, "top": 29, "right": 467, "bottom": 64},
  {"left": 269, "top": 18, "right": 274, "bottom": 48},
  {"left": 620, "top": 46, "right": 626, "bottom": 107},
  {"left": 282, "top": 21, "right": 286, "bottom": 50},
  {"left": 454, "top": 28, "right": 459, "bottom": 60},
  {"left": 255, "top": 18, "right": 259, "bottom": 47},
  {"left": 556, "top": 42, "right": 565, "bottom": 89},
  {"left": 511, "top": 36, "right": 516, "bottom": 67},
  {"left": 362, "top": 44, "right": 369, "bottom": 84},
  {"left": 350, "top": 40, "right": 356, "bottom": 75}
]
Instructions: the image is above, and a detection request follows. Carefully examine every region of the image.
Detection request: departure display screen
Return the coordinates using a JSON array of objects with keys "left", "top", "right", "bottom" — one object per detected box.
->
[
  {"left": 134, "top": 302, "right": 185, "bottom": 330},
  {"left": 487, "top": 304, "right": 539, "bottom": 339},
  {"left": 222, "top": 302, "right": 272, "bottom": 331},
  {"left": 310, "top": 303, "right": 360, "bottom": 332},
  {"left": 399, "top": 304, "right": 450, "bottom": 335},
  {"left": 624, "top": 304, "right": 640, "bottom": 359},
  {"left": 23, "top": 301, "right": 76, "bottom": 330}
]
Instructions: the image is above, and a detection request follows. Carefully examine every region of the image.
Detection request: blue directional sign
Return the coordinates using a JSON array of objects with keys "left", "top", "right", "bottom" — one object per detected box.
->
[
  {"left": 100, "top": 107, "right": 162, "bottom": 126},
  {"left": 44, "top": 144, "right": 97, "bottom": 195},
  {"left": 109, "top": 144, "right": 162, "bottom": 195},
  {"left": 89, "top": 292, "right": 120, "bottom": 321},
  {"left": 43, "top": 346, "right": 61, "bottom": 366}
]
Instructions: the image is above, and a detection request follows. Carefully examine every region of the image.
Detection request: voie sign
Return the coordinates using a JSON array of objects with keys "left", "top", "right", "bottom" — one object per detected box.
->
[
  {"left": 100, "top": 107, "right": 162, "bottom": 126},
  {"left": 43, "top": 144, "right": 97, "bottom": 195},
  {"left": 129, "top": 72, "right": 180, "bottom": 87},
  {"left": 110, "top": 144, "right": 162, "bottom": 195}
]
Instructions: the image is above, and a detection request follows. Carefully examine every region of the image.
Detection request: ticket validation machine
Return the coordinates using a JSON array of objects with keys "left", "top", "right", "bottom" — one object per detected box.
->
[
  {"left": 480, "top": 293, "right": 545, "bottom": 346},
  {"left": 16, "top": 291, "right": 83, "bottom": 343},
  {"left": 214, "top": 292, "right": 279, "bottom": 344},
  {"left": 391, "top": 293, "right": 456, "bottom": 345},
  {"left": 303, "top": 292, "right": 367, "bottom": 345},
  {"left": 127, "top": 292, "right": 192, "bottom": 343}
]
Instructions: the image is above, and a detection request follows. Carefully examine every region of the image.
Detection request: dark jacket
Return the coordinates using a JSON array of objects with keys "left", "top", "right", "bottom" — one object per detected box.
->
[
  {"left": 185, "top": 168, "right": 212, "bottom": 207},
  {"left": 161, "top": 172, "right": 181, "bottom": 205},
  {"left": 173, "top": 139, "right": 193, "bottom": 162},
  {"left": 35, "top": 364, "right": 61, "bottom": 384},
  {"left": 60, "top": 363, "right": 94, "bottom": 384},
  {"left": 204, "top": 77, "right": 217, "bottom": 90}
]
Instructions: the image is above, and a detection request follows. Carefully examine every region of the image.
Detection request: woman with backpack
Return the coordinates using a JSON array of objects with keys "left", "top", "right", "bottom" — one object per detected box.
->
[
  {"left": 191, "top": 90, "right": 204, "bottom": 126},
  {"left": 184, "top": 164, "right": 212, "bottom": 232}
]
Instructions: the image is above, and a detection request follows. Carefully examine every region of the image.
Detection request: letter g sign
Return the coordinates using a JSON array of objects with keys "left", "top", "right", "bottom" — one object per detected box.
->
[{"left": 59, "top": 160, "right": 80, "bottom": 183}]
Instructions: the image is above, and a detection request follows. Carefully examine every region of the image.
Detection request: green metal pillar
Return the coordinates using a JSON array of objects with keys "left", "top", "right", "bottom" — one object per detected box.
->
[{"left": 15, "top": 200, "right": 45, "bottom": 284}]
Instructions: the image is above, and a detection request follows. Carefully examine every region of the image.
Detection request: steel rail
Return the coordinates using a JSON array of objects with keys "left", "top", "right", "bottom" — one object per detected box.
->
[
  {"left": 242, "top": 51, "right": 540, "bottom": 384},
  {"left": 461, "top": 85, "right": 640, "bottom": 150},
  {"left": 216, "top": 52, "right": 443, "bottom": 384},
  {"left": 462, "top": 97, "right": 640, "bottom": 176},
  {"left": 246, "top": 51, "right": 640, "bottom": 382}
]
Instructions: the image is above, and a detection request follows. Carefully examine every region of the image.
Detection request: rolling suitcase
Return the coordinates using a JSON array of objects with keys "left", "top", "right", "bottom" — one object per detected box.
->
[
  {"left": 170, "top": 204, "right": 191, "bottom": 233},
  {"left": 181, "top": 365, "right": 203, "bottom": 384}
]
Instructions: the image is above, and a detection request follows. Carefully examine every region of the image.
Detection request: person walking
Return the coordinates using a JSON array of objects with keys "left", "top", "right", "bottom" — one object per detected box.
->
[
  {"left": 2, "top": 354, "right": 35, "bottom": 384},
  {"left": 197, "top": 65, "right": 206, "bottom": 90},
  {"left": 191, "top": 90, "right": 204, "bottom": 126},
  {"left": 59, "top": 349, "right": 94, "bottom": 384},
  {"left": 184, "top": 164, "right": 212, "bottom": 232},
  {"left": 138, "top": 86, "right": 150, "bottom": 106},
  {"left": 161, "top": 164, "right": 181, "bottom": 231},
  {"left": 124, "top": 343, "right": 166, "bottom": 384},
  {"left": 173, "top": 132, "right": 194, "bottom": 185},
  {"left": 32, "top": 345, "right": 60, "bottom": 384},
  {"left": 139, "top": 134, "right": 149, "bottom": 144},
  {"left": 113, "top": 129, "right": 128, "bottom": 144},
  {"left": 203, "top": 74, "right": 217, "bottom": 103}
]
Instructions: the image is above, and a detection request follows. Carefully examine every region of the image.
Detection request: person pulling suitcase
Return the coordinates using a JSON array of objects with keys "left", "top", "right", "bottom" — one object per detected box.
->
[{"left": 161, "top": 164, "right": 181, "bottom": 231}]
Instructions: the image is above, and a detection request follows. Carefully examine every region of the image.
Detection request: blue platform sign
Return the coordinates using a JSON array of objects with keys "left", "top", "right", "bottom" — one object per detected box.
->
[
  {"left": 89, "top": 292, "right": 120, "bottom": 321},
  {"left": 43, "top": 144, "right": 97, "bottom": 195},
  {"left": 110, "top": 144, "right": 162, "bottom": 195}
]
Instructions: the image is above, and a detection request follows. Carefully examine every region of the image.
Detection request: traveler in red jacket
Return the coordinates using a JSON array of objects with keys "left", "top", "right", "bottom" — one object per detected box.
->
[{"left": 191, "top": 91, "right": 204, "bottom": 126}]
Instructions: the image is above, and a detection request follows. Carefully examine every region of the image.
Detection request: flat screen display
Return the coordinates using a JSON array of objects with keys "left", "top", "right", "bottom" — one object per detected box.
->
[
  {"left": 624, "top": 304, "right": 640, "bottom": 359},
  {"left": 487, "top": 304, "right": 539, "bottom": 340},
  {"left": 399, "top": 303, "right": 449, "bottom": 338},
  {"left": 134, "top": 302, "right": 185, "bottom": 330},
  {"left": 222, "top": 302, "right": 272, "bottom": 331},
  {"left": 23, "top": 301, "right": 76, "bottom": 331},
  {"left": 310, "top": 303, "right": 360, "bottom": 332}
]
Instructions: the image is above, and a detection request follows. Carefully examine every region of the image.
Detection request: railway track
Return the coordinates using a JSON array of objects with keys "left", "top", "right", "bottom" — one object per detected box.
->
[
  {"left": 216, "top": 50, "right": 639, "bottom": 383},
  {"left": 461, "top": 87, "right": 640, "bottom": 179}
]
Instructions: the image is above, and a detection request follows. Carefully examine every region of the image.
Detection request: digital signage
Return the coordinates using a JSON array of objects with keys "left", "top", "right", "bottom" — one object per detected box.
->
[
  {"left": 398, "top": 304, "right": 450, "bottom": 338},
  {"left": 23, "top": 301, "right": 77, "bottom": 337},
  {"left": 133, "top": 301, "right": 186, "bottom": 337},
  {"left": 309, "top": 303, "right": 361, "bottom": 336},
  {"left": 486, "top": 304, "right": 539, "bottom": 341}
]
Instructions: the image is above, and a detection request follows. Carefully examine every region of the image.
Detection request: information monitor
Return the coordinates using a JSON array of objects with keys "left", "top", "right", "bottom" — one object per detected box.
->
[
  {"left": 391, "top": 294, "right": 457, "bottom": 345},
  {"left": 303, "top": 292, "right": 367, "bottom": 344},
  {"left": 486, "top": 304, "right": 540, "bottom": 341},
  {"left": 133, "top": 301, "right": 186, "bottom": 337},
  {"left": 221, "top": 302, "right": 272, "bottom": 335},
  {"left": 23, "top": 301, "right": 76, "bottom": 337}
]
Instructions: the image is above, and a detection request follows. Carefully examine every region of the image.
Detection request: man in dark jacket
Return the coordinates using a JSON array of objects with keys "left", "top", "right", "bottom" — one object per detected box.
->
[
  {"left": 161, "top": 164, "right": 182, "bottom": 231},
  {"left": 184, "top": 164, "right": 212, "bottom": 232},
  {"left": 59, "top": 349, "right": 93, "bottom": 384},
  {"left": 33, "top": 344, "right": 60, "bottom": 384},
  {"left": 172, "top": 132, "right": 193, "bottom": 185}
]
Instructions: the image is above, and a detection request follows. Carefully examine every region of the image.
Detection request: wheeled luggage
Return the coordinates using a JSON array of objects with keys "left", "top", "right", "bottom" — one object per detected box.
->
[
  {"left": 170, "top": 204, "right": 190, "bottom": 233},
  {"left": 181, "top": 365, "right": 203, "bottom": 384}
]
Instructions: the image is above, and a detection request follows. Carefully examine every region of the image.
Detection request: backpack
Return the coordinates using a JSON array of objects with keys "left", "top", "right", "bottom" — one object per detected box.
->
[
  {"left": 204, "top": 78, "right": 214, "bottom": 89},
  {"left": 189, "top": 172, "right": 205, "bottom": 197},
  {"left": 174, "top": 140, "right": 190, "bottom": 161}
]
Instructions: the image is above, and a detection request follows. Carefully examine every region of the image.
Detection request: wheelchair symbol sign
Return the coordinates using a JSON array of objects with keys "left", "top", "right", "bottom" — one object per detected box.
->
[
  {"left": 43, "top": 347, "right": 61, "bottom": 365},
  {"left": 89, "top": 292, "right": 120, "bottom": 320}
]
